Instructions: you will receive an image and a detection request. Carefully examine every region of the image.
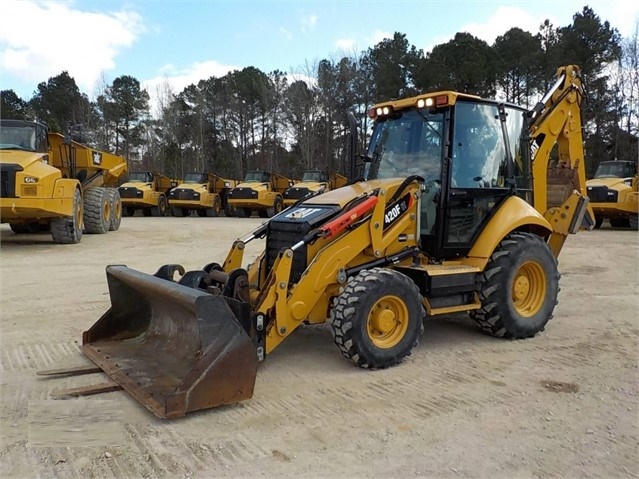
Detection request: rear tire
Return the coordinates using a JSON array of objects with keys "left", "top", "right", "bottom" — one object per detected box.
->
[
  {"left": 630, "top": 215, "right": 638, "bottom": 230},
  {"left": 107, "top": 188, "right": 122, "bottom": 231},
  {"left": 51, "top": 188, "right": 83, "bottom": 244},
  {"left": 329, "top": 268, "right": 425, "bottom": 369},
  {"left": 83, "top": 187, "right": 110, "bottom": 234},
  {"left": 207, "top": 197, "right": 221, "bottom": 217},
  {"left": 471, "top": 232, "right": 559, "bottom": 339}
]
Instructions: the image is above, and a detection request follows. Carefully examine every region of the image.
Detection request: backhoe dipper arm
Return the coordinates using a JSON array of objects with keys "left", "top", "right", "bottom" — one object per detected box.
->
[{"left": 526, "top": 64, "right": 594, "bottom": 255}]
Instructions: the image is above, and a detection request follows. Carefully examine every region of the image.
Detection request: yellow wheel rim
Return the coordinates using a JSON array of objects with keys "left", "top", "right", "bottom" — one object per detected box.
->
[
  {"left": 114, "top": 198, "right": 121, "bottom": 220},
  {"left": 103, "top": 199, "right": 111, "bottom": 223},
  {"left": 366, "top": 295, "right": 409, "bottom": 348},
  {"left": 512, "top": 260, "right": 546, "bottom": 317}
]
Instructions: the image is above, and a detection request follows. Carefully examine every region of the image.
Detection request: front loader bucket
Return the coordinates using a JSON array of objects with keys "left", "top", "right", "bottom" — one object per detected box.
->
[{"left": 82, "top": 265, "right": 258, "bottom": 419}]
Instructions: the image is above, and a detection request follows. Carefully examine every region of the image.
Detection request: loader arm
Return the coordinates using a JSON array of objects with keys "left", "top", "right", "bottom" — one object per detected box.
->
[{"left": 526, "top": 64, "right": 594, "bottom": 255}]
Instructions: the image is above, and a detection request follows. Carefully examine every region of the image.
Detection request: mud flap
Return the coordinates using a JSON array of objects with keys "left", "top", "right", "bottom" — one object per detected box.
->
[{"left": 82, "top": 265, "right": 258, "bottom": 419}]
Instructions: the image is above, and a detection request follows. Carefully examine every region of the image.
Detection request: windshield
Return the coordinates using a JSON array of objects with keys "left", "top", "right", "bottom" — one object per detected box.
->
[
  {"left": 184, "top": 173, "right": 207, "bottom": 183},
  {"left": 368, "top": 109, "right": 444, "bottom": 183},
  {"left": 129, "top": 172, "right": 153, "bottom": 183},
  {"left": 0, "top": 122, "right": 38, "bottom": 151},
  {"left": 244, "top": 171, "right": 269, "bottom": 183},
  {"left": 302, "top": 171, "right": 325, "bottom": 182},
  {"left": 594, "top": 162, "right": 637, "bottom": 179}
]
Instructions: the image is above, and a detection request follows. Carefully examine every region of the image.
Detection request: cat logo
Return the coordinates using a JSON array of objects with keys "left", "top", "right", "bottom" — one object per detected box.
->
[
  {"left": 286, "top": 207, "right": 322, "bottom": 219},
  {"left": 383, "top": 193, "right": 412, "bottom": 229},
  {"left": 92, "top": 151, "right": 102, "bottom": 166}
]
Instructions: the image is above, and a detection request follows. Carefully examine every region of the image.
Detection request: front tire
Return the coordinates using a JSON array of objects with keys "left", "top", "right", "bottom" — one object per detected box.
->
[
  {"left": 471, "top": 232, "right": 559, "bottom": 339},
  {"left": 329, "top": 268, "right": 425, "bottom": 369},
  {"left": 51, "top": 188, "right": 83, "bottom": 244}
]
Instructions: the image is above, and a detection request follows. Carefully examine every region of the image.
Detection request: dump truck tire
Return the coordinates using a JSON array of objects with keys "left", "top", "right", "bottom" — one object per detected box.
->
[
  {"left": 206, "top": 197, "right": 221, "bottom": 217},
  {"left": 263, "top": 197, "right": 283, "bottom": 218},
  {"left": 594, "top": 216, "right": 603, "bottom": 229},
  {"left": 10, "top": 222, "right": 41, "bottom": 234},
  {"left": 630, "top": 215, "right": 638, "bottom": 230},
  {"left": 224, "top": 203, "right": 235, "bottom": 217},
  {"left": 471, "top": 232, "right": 559, "bottom": 339},
  {"left": 83, "top": 187, "right": 110, "bottom": 234},
  {"left": 152, "top": 196, "right": 168, "bottom": 217},
  {"left": 172, "top": 206, "right": 186, "bottom": 217},
  {"left": 107, "top": 188, "right": 122, "bottom": 231},
  {"left": 329, "top": 268, "right": 425, "bottom": 369},
  {"left": 51, "top": 188, "right": 83, "bottom": 244},
  {"left": 236, "top": 208, "right": 251, "bottom": 218}
]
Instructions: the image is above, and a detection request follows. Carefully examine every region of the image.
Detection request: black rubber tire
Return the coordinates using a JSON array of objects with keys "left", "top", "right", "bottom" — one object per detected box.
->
[
  {"left": 470, "top": 232, "right": 559, "bottom": 339},
  {"left": 152, "top": 195, "right": 168, "bottom": 217},
  {"left": 206, "top": 197, "right": 220, "bottom": 217},
  {"left": 329, "top": 268, "right": 425, "bottom": 369},
  {"left": 594, "top": 216, "right": 603, "bottom": 229},
  {"left": 236, "top": 208, "right": 251, "bottom": 218},
  {"left": 630, "top": 215, "right": 638, "bottom": 230},
  {"left": 83, "top": 187, "right": 110, "bottom": 234},
  {"left": 224, "top": 203, "right": 235, "bottom": 217},
  {"left": 107, "top": 188, "right": 122, "bottom": 231},
  {"left": 10, "top": 223, "right": 41, "bottom": 234},
  {"left": 610, "top": 217, "right": 630, "bottom": 228},
  {"left": 51, "top": 188, "right": 83, "bottom": 244},
  {"left": 172, "top": 206, "right": 186, "bottom": 217},
  {"left": 264, "top": 197, "right": 284, "bottom": 218}
]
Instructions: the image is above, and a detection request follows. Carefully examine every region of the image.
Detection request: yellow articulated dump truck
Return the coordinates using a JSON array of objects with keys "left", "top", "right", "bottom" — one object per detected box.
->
[
  {"left": 227, "top": 170, "right": 292, "bottom": 218},
  {"left": 119, "top": 171, "right": 179, "bottom": 217},
  {"left": 1, "top": 119, "right": 127, "bottom": 243},
  {"left": 283, "top": 170, "right": 348, "bottom": 207},
  {"left": 43, "top": 65, "right": 594, "bottom": 418},
  {"left": 168, "top": 172, "right": 238, "bottom": 217},
  {"left": 586, "top": 160, "right": 638, "bottom": 229}
]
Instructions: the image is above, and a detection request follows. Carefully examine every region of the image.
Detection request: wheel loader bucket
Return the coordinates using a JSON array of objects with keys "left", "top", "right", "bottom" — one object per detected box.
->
[{"left": 81, "top": 265, "right": 258, "bottom": 419}]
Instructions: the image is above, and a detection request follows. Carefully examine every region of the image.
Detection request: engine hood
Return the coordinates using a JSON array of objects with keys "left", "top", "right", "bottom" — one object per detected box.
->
[
  {"left": 587, "top": 177, "right": 632, "bottom": 191},
  {"left": 301, "top": 178, "right": 409, "bottom": 208},
  {"left": 0, "top": 150, "right": 48, "bottom": 168}
]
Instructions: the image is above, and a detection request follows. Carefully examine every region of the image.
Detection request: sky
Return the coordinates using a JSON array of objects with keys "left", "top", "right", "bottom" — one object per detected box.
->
[{"left": 1, "top": 0, "right": 637, "bottom": 114}]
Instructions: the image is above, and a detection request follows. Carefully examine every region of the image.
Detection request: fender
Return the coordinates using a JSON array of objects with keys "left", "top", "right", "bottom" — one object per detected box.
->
[{"left": 463, "top": 196, "right": 552, "bottom": 269}]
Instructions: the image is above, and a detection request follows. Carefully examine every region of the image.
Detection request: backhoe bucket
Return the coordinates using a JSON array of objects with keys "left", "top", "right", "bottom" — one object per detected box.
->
[{"left": 82, "top": 265, "right": 258, "bottom": 419}]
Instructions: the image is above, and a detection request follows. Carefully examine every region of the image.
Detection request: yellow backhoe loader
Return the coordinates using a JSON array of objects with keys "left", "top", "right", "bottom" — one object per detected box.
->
[
  {"left": 168, "top": 172, "right": 238, "bottom": 217},
  {"left": 41, "top": 65, "right": 593, "bottom": 419},
  {"left": 119, "top": 171, "right": 179, "bottom": 217},
  {"left": 283, "top": 170, "right": 348, "bottom": 207},
  {"left": 0, "top": 120, "right": 127, "bottom": 243}
]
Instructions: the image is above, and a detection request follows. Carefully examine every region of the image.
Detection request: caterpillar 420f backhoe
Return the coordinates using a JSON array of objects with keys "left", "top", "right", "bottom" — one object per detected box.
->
[{"left": 43, "top": 65, "right": 593, "bottom": 418}]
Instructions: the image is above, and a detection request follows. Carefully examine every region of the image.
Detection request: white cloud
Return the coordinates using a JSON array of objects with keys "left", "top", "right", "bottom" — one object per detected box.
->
[
  {"left": 0, "top": 0, "right": 144, "bottom": 94},
  {"left": 371, "top": 30, "right": 393, "bottom": 44},
  {"left": 301, "top": 14, "right": 318, "bottom": 33},
  {"left": 142, "top": 60, "right": 239, "bottom": 117},
  {"left": 335, "top": 38, "right": 357, "bottom": 50},
  {"left": 279, "top": 27, "right": 293, "bottom": 40}
]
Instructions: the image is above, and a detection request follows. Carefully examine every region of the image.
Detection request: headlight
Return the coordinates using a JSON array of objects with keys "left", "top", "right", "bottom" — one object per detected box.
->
[
  {"left": 24, "top": 176, "right": 38, "bottom": 183},
  {"left": 624, "top": 179, "right": 633, "bottom": 186},
  {"left": 224, "top": 181, "right": 230, "bottom": 187},
  {"left": 251, "top": 191, "right": 257, "bottom": 197},
  {"left": 194, "top": 193, "right": 200, "bottom": 197}
]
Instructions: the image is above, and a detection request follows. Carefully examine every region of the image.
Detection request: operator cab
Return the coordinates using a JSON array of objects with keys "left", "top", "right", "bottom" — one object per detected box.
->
[
  {"left": 129, "top": 171, "right": 153, "bottom": 183},
  {"left": 593, "top": 161, "right": 637, "bottom": 179},
  {"left": 367, "top": 94, "right": 530, "bottom": 259},
  {"left": 184, "top": 172, "right": 208, "bottom": 184},
  {"left": 302, "top": 170, "right": 328, "bottom": 183},
  {"left": 0, "top": 119, "right": 49, "bottom": 153},
  {"left": 245, "top": 171, "right": 270, "bottom": 183}
]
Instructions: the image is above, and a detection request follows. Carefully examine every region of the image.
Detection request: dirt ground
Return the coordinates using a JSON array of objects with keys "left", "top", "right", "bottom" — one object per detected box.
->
[{"left": 0, "top": 216, "right": 637, "bottom": 479}]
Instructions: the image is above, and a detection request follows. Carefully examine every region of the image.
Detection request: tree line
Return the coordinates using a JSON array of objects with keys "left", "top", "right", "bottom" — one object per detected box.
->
[{"left": 1, "top": 6, "right": 637, "bottom": 180}]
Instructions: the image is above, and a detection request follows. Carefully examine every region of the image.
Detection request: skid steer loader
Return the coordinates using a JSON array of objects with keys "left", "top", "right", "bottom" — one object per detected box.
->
[{"left": 41, "top": 65, "right": 593, "bottom": 419}]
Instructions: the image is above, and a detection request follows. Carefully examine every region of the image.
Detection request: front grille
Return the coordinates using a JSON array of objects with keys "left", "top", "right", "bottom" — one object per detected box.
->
[
  {"left": 0, "top": 164, "right": 22, "bottom": 198},
  {"left": 587, "top": 186, "right": 617, "bottom": 203},
  {"left": 119, "top": 187, "right": 141, "bottom": 199},
  {"left": 172, "top": 188, "right": 196, "bottom": 200},
  {"left": 266, "top": 222, "right": 308, "bottom": 284},
  {"left": 285, "top": 187, "right": 309, "bottom": 200},
  {"left": 230, "top": 187, "right": 255, "bottom": 200}
]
